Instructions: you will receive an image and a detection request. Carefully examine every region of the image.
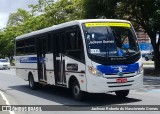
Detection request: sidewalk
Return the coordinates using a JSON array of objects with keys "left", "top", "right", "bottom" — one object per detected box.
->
[
  {"left": 144, "top": 76, "right": 160, "bottom": 81},
  {"left": 143, "top": 64, "right": 160, "bottom": 81}
]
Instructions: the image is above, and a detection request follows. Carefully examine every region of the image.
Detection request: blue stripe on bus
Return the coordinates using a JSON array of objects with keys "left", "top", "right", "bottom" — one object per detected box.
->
[
  {"left": 96, "top": 63, "right": 139, "bottom": 74},
  {"left": 20, "top": 57, "right": 44, "bottom": 63}
]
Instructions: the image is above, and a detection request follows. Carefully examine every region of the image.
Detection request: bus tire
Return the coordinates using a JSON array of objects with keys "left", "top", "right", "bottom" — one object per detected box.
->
[
  {"left": 72, "top": 80, "right": 84, "bottom": 101},
  {"left": 115, "top": 90, "right": 129, "bottom": 98},
  {"left": 29, "top": 73, "right": 38, "bottom": 90}
]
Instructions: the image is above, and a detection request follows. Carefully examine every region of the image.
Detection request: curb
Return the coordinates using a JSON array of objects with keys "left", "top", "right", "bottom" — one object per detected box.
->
[{"left": 144, "top": 76, "right": 160, "bottom": 81}]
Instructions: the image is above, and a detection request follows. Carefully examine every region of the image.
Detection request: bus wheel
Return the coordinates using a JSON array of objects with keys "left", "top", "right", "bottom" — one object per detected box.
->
[
  {"left": 115, "top": 90, "right": 129, "bottom": 98},
  {"left": 72, "top": 80, "right": 84, "bottom": 101},
  {"left": 29, "top": 73, "right": 38, "bottom": 90}
]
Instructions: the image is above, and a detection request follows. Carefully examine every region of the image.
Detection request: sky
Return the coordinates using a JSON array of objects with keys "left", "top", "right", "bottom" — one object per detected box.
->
[{"left": 0, "top": 0, "right": 38, "bottom": 29}]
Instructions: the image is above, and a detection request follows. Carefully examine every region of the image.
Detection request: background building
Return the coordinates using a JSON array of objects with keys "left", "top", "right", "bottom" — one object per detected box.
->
[{"left": 136, "top": 29, "right": 153, "bottom": 57}]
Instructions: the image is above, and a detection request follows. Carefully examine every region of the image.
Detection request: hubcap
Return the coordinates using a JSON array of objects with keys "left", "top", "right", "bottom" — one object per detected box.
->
[
  {"left": 29, "top": 77, "right": 33, "bottom": 87},
  {"left": 74, "top": 85, "right": 80, "bottom": 96}
]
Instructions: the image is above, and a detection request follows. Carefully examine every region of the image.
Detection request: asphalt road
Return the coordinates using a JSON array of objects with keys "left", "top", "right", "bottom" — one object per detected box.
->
[{"left": 0, "top": 69, "right": 160, "bottom": 114}]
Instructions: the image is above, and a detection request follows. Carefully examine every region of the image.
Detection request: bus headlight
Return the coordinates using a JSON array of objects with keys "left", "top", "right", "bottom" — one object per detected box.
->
[{"left": 88, "top": 66, "right": 103, "bottom": 77}]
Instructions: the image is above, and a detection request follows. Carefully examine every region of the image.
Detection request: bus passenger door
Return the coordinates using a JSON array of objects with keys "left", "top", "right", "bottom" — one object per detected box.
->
[
  {"left": 54, "top": 33, "right": 66, "bottom": 85},
  {"left": 37, "top": 37, "right": 47, "bottom": 82}
]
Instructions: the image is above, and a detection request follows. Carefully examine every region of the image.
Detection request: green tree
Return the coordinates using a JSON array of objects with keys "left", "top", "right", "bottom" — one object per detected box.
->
[
  {"left": 44, "top": 0, "right": 83, "bottom": 25},
  {"left": 117, "top": 0, "right": 160, "bottom": 71},
  {"left": 1, "top": 8, "right": 33, "bottom": 58},
  {"left": 7, "top": 8, "right": 32, "bottom": 26},
  {"left": 83, "top": 0, "right": 117, "bottom": 19},
  {"left": 29, "top": 0, "right": 54, "bottom": 15},
  {"left": 0, "top": 26, "right": 24, "bottom": 58},
  {"left": 83, "top": 0, "right": 160, "bottom": 71},
  {"left": 22, "top": 14, "right": 50, "bottom": 32},
  {"left": 0, "top": 0, "right": 84, "bottom": 60},
  {"left": 28, "top": 0, "right": 83, "bottom": 28}
]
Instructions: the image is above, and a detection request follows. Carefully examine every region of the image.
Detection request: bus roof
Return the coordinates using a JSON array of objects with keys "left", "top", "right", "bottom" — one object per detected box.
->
[{"left": 16, "top": 19, "right": 130, "bottom": 40}]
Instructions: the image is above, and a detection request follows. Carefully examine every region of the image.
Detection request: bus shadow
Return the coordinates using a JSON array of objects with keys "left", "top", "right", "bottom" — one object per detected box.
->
[{"left": 9, "top": 85, "right": 141, "bottom": 106}]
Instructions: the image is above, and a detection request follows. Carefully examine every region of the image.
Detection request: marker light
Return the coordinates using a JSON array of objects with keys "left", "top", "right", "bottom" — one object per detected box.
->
[{"left": 88, "top": 66, "right": 103, "bottom": 77}]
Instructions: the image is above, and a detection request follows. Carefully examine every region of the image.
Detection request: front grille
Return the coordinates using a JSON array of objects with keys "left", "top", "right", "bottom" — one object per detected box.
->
[
  {"left": 108, "top": 84, "right": 132, "bottom": 88},
  {"left": 106, "top": 75, "right": 135, "bottom": 79},
  {"left": 3, "top": 65, "right": 7, "bottom": 66},
  {"left": 105, "top": 72, "right": 135, "bottom": 75},
  {"left": 104, "top": 72, "right": 136, "bottom": 78},
  {"left": 105, "top": 72, "right": 136, "bottom": 88}
]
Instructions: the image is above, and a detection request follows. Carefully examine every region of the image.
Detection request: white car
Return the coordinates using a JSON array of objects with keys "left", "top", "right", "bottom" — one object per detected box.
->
[
  {"left": 145, "top": 53, "right": 154, "bottom": 61},
  {"left": 0, "top": 59, "right": 10, "bottom": 70}
]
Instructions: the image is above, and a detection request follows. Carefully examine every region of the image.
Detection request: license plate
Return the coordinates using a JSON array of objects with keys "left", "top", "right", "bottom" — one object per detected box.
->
[{"left": 116, "top": 78, "right": 127, "bottom": 83}]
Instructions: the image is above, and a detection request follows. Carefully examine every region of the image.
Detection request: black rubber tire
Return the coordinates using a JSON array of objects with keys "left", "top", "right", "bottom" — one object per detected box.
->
[
  {"left": 115, "top": 90, "right": 129, "bottom": 98},
  {"left": 72, "top": 80, "right": 84, "bottom": 101},
  {"left": 29, "top": 73, "right": 38, "bottom": 90}
]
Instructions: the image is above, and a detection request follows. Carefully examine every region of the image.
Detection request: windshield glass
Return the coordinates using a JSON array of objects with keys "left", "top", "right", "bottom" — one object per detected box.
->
[
  {"left": 83, "top": 22, "right": 140, "bottom": 64},
  {"left": 0, "top": 60, "right": 8, "bottom": 62}
]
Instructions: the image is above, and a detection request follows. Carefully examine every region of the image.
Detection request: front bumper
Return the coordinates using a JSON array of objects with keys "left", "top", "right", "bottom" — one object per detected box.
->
[
  {"left": 0, "top": 65, "right": 10, "bottom": 69},
  {"left": 86, "top": 72, "right": 143, "bottom": 93}
]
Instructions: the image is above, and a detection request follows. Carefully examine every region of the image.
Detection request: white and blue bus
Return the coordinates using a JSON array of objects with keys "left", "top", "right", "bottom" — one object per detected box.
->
[{"left": 15, "top": 19, "right": 143, "bottom": 100}]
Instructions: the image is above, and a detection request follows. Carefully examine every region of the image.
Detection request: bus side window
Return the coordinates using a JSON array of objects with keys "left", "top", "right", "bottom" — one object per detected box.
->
[
  {"left": 16, "top": 40, "right": 25, "bottom": 55},
  {"left": 66, "top": 28, "right": 85, "bottom": 63},
  {"left": 47, "top": 34, "right": 52, "bottom": 53},
  {"left": 24, "top": 38, "right": 36, "bottom": 54}
]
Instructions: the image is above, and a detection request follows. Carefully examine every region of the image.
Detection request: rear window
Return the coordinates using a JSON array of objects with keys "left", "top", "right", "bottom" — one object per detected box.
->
[{"left": 0, "top": 60, "right": 8, "bottom": 62}]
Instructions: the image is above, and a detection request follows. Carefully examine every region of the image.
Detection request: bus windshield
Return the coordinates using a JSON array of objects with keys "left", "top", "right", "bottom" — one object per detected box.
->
[{"left": 83, "top": 22, "right": 140, "bottom": 65}]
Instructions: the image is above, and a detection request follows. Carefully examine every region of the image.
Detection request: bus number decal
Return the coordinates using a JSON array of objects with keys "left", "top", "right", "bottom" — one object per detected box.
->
[{"left": 90, "top": 49, "right": 100, "bottom": 53}]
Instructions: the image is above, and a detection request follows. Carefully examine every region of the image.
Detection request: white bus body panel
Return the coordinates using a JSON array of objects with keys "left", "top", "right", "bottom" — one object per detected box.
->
[
  {"left": 65, "top": 56, "right": 86, "bottom": 91},
  {"left": 15, "top": 55, "right": 39, "bottom": 82},
  {"left": 46, "top": 71, "right": 55, "bottom": 85},
  {"left": 85, "top": 57, "right": 143, "bottom": 93},
  {"left": 86, "top": 72, "right": 143, "bottom": 93},
  {"left": 45, "top": 54, "right": 55, "bottom": 85}
]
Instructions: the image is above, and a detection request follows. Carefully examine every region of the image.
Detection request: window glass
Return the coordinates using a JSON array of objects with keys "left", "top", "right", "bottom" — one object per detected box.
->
[
  {"left": 16, "top": 40, "right": 24, "bottom": 48},
  {"left": 16, "top": 37, "right": 36, "bottom": 55},
  {"left": 25, "top": 38, "right": 35, "bottom": 46},
  {"left": 25, "top": 46, "right": 35, "bottom": 54},
  {"left": 47, "top": 36, "right": 52, "bottom": 53},
  {"left": 16, "top": 47, "right": 24, "bottom": 55},
  {"left": 66, "top": 28, "right": 85, "bottom": 62},
  {"left": 24, "top": 38, "right": 36, "bottom": 54}
]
